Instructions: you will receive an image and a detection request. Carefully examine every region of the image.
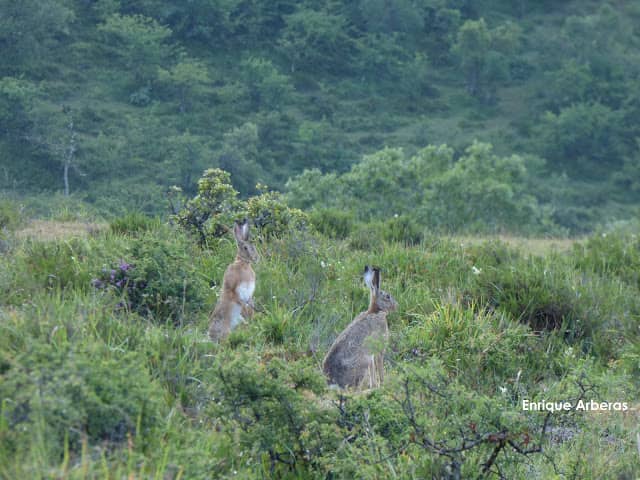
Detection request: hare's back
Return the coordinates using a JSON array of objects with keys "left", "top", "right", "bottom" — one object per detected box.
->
[{"left": 324, "top": 313, "right": 388, "bottom": 365}]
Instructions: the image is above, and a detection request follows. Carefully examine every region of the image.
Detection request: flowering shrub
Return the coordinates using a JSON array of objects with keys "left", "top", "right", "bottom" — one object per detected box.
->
[
  {"left": 92, "top": 259, "right": 144, "bottom": 310},
  {"left": 91, "top": 231, "right": 207, "bottom": 322}
]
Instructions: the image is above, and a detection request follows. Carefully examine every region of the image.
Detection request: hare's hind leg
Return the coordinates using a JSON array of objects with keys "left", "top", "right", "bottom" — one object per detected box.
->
[
  {"left": 365, "top": 355, "right": 376, "bottom": 389},
  {"left": 208, "top": 305, "right": 231, "bottom": 342},
  {"left": 374, "top": 353, "right": 384, "bottom": 387}
]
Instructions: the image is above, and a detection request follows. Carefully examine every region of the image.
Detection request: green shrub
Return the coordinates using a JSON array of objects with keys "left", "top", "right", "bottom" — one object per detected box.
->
[
  {"left": 309, "top": 208, "right": 354, "bottom": 239},
  {"left": 110, "top": 212, "right": 162, "bottom": 235},
  {"left": 0, "top": 342, "right": 165, "bottom": 458},
  {"left": 175, "top": 170, "right": 310, "bottom": 245},
  {"left": 0, "top": 200, "right": 23, "bottom": 232},
  {"left": 246, "top": 185, "right": 311, "bottom": 239},
  {"left": 172, "top": 168, "right": 242, "bottom": 246},
  {"left": 348, "top": 222, "right": 381, "bottom": 250},
  {"left": 21, "top": 239, "right": 93, "bottom": 293},
  {"left": 204, "top": 353, "right": 334, "bottom": 476},
  {"left": 93, "top": 230, "right": 207, "bottom": 322},
  {"left": 381, "top": 214, "right": 424, "bottom": 245},
  {"left": 469, "top": 250, "right": 581, "bottom": 335},
  {"left": 573, "top": 230, "right": 640, "bottom": 287}
]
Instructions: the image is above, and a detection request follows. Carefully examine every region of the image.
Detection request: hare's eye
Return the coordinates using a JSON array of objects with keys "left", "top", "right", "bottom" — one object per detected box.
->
[{"left": 244, "top": 246, "right": 248, "bottom": 250}]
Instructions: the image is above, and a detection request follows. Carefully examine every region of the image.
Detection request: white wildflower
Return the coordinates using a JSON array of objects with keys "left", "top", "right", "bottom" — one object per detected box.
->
[{"left": 472, "top": 266, "right": 482, "bottom": 275}]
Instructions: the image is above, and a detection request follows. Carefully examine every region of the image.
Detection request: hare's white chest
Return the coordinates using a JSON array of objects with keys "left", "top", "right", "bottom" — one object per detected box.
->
[{"left": 236, "top": 281, "right": 255, "bottom": 303}]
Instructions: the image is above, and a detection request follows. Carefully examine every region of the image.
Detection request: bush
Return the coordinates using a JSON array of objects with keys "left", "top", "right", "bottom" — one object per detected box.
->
[
  {"left": 204, "top": 353, "right": 334, "bottom": 476},
  {"left": 0, "top": 200, "right": 23, "bottom": 232},
  {"left": 381, "top": 215, "right": 424, "bottom": 245},
  {"left": 175, "top": 170, "right": 310, "bottom": 245},
  {"left": 172, "top": 168, "right": 242, "bottom": 246},
  {"left": 246, "top": 185, "right": 310, "bottom": 239},
  {"left": 92, "top": 230, "right": 207, "bottom": 322},
  {"left": 572, "top": 230, "right": 640, "bottom": 288},
  {"left": 0, "top": 342, "right": 165, "bottom": 458},
  {"left": 110, "top": 212, "right": 162, "bottom": 235},
  {"left": 467, "top": 246, "right": 581, "bottom": 335},
  {"left": 309, "top": 208, "right": 354, "bottom": 239},
  {"left": 348, "top": 222, "right": 379, "bottom": 250},
  {"left": 21, "top": 239, "right": 93, "bottom": 293}
]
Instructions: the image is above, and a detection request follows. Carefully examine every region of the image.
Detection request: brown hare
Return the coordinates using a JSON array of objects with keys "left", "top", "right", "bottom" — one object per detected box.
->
[
  {"left": 208, "top": 219, "right": 259, "bottom": 342},
  {"left": 322, "top": 266, "right": 398, "bottom": 389}
]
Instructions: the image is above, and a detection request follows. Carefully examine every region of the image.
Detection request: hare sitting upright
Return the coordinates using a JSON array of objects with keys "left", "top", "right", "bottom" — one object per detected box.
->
[
  {"left": 208, "top": 219, "right": 259, "bottom": 342},
  {"left": 323, "top": 266, "right": 398, "bottom": 389}
]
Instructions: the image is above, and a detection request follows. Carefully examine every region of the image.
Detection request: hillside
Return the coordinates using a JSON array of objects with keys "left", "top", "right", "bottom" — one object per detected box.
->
[{"left": 1, "top": 0, "right": 639, "bottom": 233}]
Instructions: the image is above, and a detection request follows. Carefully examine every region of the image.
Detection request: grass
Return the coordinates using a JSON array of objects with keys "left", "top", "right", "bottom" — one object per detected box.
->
[
  {"left": 15, "top": 220, "right": 106, "bottom": 241},
  {"left": 0, "top": 216, "right": 639, "bottom": 478},
  {"left": 454, "top": 234, "right": 581, "bottom": 256}
]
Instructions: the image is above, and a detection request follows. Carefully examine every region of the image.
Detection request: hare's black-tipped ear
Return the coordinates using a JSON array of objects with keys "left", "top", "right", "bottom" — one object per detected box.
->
[
  {"left": 241, "top": 218, "right": 250, "bottom": 240},
  {"left": 363, "top": 265, "right": 374, "bottom": 289},
  {"left": 233, "top": 220, "right": 243, "bottom": 242},
  {"left": 372, "top": 267, "right": 381, "bottom": 291}
]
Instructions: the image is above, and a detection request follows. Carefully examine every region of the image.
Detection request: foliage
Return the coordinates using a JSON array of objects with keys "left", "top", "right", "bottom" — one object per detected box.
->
[
  {"left": 423, "top": 141, "right": 546, "bottom": 233},
  {"left": 110, "top": 212, "right": 162, "bottom": 235},
  {"left": 93, "top": 231, "right": 207, "bottom": 322},
  {"left": 572, "top": 229, "right": 640, "bottom": 288},
  {"left": 1, "top": 0, "right": 639, "bottom": 232},
  {"left": 0, "top": 199, "right": 23, "bottom": 232},
  {"left": 172, "top": 168, "right": 242, "bottom": 246},
  {"left": 309, "top": 208, "right": 355, "bottom": 239},
  {"left": 1, "top": 219, "right": 639, "bottom": 477},
  {"left": 452, "top": 18, "right": 521, "bottom": 101},
  {"left": 0, "top": 0, "right": 74, "bottom": 74},
  {"left": 174, "top": 169, "right": 310, "bottom": 245},
  {"left": 246, "top": 185, "right": 310, "bottom": 239},
  {"left": 288, "top": 142, "right": 552, "bottom": 234},
  {"left": 98, "top": 13, "right": 173, "bottom": 86},
  {"left": 0, "top": 342, "right": 165, "bottom": 458}
]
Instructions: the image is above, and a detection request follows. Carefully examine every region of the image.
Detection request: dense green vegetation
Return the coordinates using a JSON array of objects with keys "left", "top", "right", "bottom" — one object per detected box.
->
[
  {"left": 1, "top": 1, "right": 640, "bottom": 478},
  {"left": 1, "top": 198, "right": 639, "bottom": 478},
  {"left": 1, "top": 0, "right": 639, "bottom": 233}
]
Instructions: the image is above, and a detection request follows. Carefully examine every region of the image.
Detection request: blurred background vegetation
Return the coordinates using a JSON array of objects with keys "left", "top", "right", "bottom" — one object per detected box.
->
[{"left": 1, "top": 0, "right": 639, "bottom": 233}]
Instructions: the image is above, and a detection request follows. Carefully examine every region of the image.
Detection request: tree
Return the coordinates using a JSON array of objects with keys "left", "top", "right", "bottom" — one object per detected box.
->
[
  {"left": 452, "top": 19, "right": 491, "bottom": 97},
  {"left": 164, "top": 131, "right": 211, "bottom": 194},
  {"left": 0, "top": 0, "right": 74, "bottom": 75},
  {"left": 157, "top": 56, "right": 211, "bottom": 113},
  {"left": 423, "top": 141, "right": 542, "bottom": 232},
  {"left": 452, "top": 18, "right": 521, "bottom": 101},
  {"left": 356, "top": 0, "right": 424, "bottom": 36},
  {"left": 98, "top": 14, "right": 173, "bottom": 87},
  {"left": 536, "top": 102, "right": 626, "bottom": 177},
  {"left": 278, "top": 8, "right": 356, "bottom": 75},
  {"left": 240, "top": 57, "right": 294, "bottom": 110},
  {"left": 0, "top": 77, "right": 38, "bottom": 141},
  {"left": 217, "top": 122, "right": 264, "bottom": 195}
]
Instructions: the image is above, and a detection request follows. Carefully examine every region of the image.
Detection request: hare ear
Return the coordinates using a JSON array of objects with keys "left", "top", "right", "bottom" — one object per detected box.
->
[
  {"left": 363, "top": 265, "right": 374, "bottom": 289},
  {"left": 372, "top": 267, "right": 381, "bottom": 292},
  {"left": 233, "top": 221, "right": 243, "bottom": 242},
  {"left": 241, "top": 218, "right": 250, "bottom": 241}
]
